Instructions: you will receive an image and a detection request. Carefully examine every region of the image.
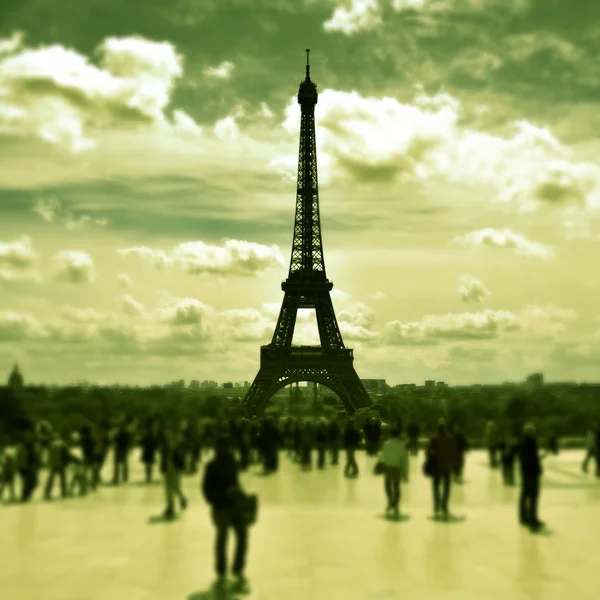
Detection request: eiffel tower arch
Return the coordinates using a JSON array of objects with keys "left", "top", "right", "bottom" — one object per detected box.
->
[{"left": 242, "top": 50, "right": 372, "bottom": 417}]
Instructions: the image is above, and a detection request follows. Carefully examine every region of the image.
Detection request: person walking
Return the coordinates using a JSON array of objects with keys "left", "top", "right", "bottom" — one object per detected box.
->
[
  {"left": 485, "top": 420, "right": 499, "bottom": 468},
  {"left": 379, "top": 426, "right": 409, "bottom": 518},
  {"left": 140, "top": 420, "right": 159, "bottom": 484},
  {"left": 425, "top": 418, "right": 458, "bottom": 518},
  {"left": 44, "top": 430, "right": 69, "bottom": 500},
  {"left": 343, "top": 419, "right": 361, "bottom": 478},
  {"left": 407, "top": 420, "right": 420, "bottom": 456},
  {"left": 202, "top": 435, "right": 249, "bottom": 587},
  {"left": 499, "top": 427, "right": 519, "bottom": 486},
  {"left": 0, "top": 444, "right": 16, "bottom": 502},
  {"left": 517, "top": 422, "right": 545, "bottom": 529},
  {"left": 328, "top": 417, "right": 341, "bottom": 466},
  {"left": 315, "top": 419, "right": 329, "bottom": 469},
  {"left": 160, "top": 424, "right": 188, "bottom": 519},
  {"left": 16, "top": 426, "right": 40, "bottom": 502}
]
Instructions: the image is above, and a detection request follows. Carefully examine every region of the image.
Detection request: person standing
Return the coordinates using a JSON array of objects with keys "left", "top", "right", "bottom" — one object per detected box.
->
[
  {"left": 202, "top": 435, "right": 249, "bottom": 587},
  {"left": 581, "top": 428, "right": 596, "bottom": 473},
  {"left": 140, "top": 420, "right": 159, "bottom": 484},
  {"left": 80, "top": 424, "right": 99, "bottom": 492},
  {"left": 16, "top": 426, "right": 40, "bottom": 502},
  {"left": 44, "top": 430, "right": 69, "bottom": 500},
  {"left": 499, "top": 427, "right": 519, "bottom": 486},
  {"left": 407, "top": 420, "right": 420, "bottom": 456},
  {"left": 0, "top": 445, "right": 16, "bottom": 502},
  {"left": 343, "top": 419, "right": 361, "bottom": 478},
  {"left": 517, "top": 422, "right": 545, "bottom": 529},
  {"left": 449, "top": 423, "right": 468, "bottom": 484},
  {"left": 485, "top": 421, "right": 499, "bottom": 468},
  {"left": 112, "top": 420, "right": 132, "bottom": 485},
  {"left": 328, "top": 417, "right": 341, "bottom": 466},
  {"left": 426, "top": 418, "right": 458, "bottom": 518},
  {"left": 315, "top": 419, "right": 329, "bottom": 469},
  {"left": 379, "top": 426, "right": 409, "bottom": 518}
]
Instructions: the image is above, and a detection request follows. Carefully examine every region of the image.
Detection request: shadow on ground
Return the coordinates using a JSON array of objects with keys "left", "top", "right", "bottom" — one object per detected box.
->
[
  {"left": 187, "top": 578, "right": 251, "bottom": 599},
  {"left": 426, "top": 514, "right": 467, "bottom": 523},
  {"left": 148, "top": 513, "right": 181, "bottom": 524},
  {"left": 377, "top": 513, "right": 411, "bottom": 522}
]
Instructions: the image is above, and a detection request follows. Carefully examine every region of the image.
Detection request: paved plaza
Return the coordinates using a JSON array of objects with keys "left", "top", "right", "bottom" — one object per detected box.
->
[{"left": 1, "top": 449, "right": 599, "bottom": 600}]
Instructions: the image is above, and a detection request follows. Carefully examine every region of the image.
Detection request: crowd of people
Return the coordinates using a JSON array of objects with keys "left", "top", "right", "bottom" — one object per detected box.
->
[{"left": 1, "top": 413, "right": 599, "bottom": 584}]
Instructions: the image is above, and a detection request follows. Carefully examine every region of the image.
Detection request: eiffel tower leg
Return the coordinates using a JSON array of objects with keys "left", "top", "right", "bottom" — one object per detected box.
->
[{"left": 243, "top": 369, "right": 281, "bottom": 417}]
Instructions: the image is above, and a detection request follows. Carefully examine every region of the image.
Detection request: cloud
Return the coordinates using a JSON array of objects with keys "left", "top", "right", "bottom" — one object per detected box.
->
[
  {"left": 383, "top": 308, "right": 521, "bottom": 345},
  {"left": 0, "top": 235, "right": 40, "bottom": 283},
  {"left": 117, "top": 273, "right": 135, "bottom": 289},
  {"left": 0, "top": 311, "right": 47, "bottom": 341},
  {"left": 323, "top": 0, "right": 382, "bottom": 35},
  {"left": 0, "top": 31, "right": 23, "bottom": 55},
  {"left": 452, "top": 228, "right": 553, "bottom": 260},
  {"left": 371, "top": 291, "right": 387, "bottom": 301},
  {"left": 117, "top": 239, "right": 285, "bottom": 276},
  {"left": 214, "top": 115, "right": 239, "bottom": 140},
  {"left": 458, "top": 276, "right": 490, "bottom": 303},
  {"left": 271, "top": 87, "right": 600, "bottom": 213},
  {"left": 0, "top": 33, "right": 199, "bottom": 152},
  {"left": 121, "top": 294, "right": 144, "bottom": 317},
  {"left": 260, "top": 102, "right": 275, "bottom": 119},
  {"left": 53, "top": 250, "right": 95, "bottom": 284},
  {"left": 59, "top": 306, "right": 105, "bottom": 324},
  {"left": 383, "top": 303, "right": 575, "bottom": 346},
  {"left": 203, "top": 61, "right": 234, "bottom": 79},
  {"left": 33, "top": 196, "right": 109, "bottom": 230},
  {"left": 156, "top": 297, "right": 212, "bottom": 326}
]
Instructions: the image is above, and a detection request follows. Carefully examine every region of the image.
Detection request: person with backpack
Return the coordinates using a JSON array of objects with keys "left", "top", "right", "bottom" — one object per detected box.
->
[
  {"left": 379, "top": 425, "right": 409, "bottom": 517},
  {"left": 202, "top": 435, "right": 249, "bottom": 587}
]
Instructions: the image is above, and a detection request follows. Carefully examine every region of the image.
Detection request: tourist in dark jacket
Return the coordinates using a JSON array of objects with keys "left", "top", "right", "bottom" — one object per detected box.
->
[
  {"left": 160, "top": 424, "right": 188, "bottom": 519},
  {"left": 112, "top": 421, "right": 132, "bottom": 485},
  {"left": 426, "top": 418, "right": 458, "bottom": 518},
  {"left": 202, "top": 435, "right": 248, "bottom": 586},
  {"left": 300, "top": 421, "right": 314, "bottom": 470},
  {"left": 343, "top": 420, "right": 361, "bottom": 477},
  {"left": 259, "top": 417, "right": 280, "bottom": 474},
  {"left": 16, "top": 427, "right": 40, "bottom": 502},
  {"left": 315, "top": 419, "right": 329, "bottom": 469},
  {"left": 518, "top": 423, "right": 544, "bottom": 529}
]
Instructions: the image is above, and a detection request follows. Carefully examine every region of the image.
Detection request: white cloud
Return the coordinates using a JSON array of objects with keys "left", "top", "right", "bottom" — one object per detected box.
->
[
  {"left": 59, "top": 306, "right": 105, "bottom": 324},
  {"left": 323, "top": 0, "right": 381, "bottom": 35},
  {"left": 117, "top": 273, "right": 135, "bottom": 289},
  {"left": 0, "top": 31, "right": 23, "bottom": 55},
  {"left": 371, "top": 291, "right": 387, "bottom": 301},
  {"left": 453, "top": 228, "right": 553, "bottom": 260},
  {"left": 458, "top": 276, "right": 490, "bottom": 303},
  {"left": 203, "top": 61, "right": 234, "bottom": 79},
  {"left": 156, "top": 297, "right": 212, "bottom": 326},
  {"left": 260, "top": 102, "right": 275, "bottom": 119},
  {"left": 384, "top": 308, "right": 521, "bottom": 345},
  {"left": 171, "top": 108, "right": 203, "bottom": 137},
  {"left": 33, "top": 196, "right": 108, "bottom": 229},
  {"left": 0, "top": 235, "right": 40, "bottom": 282},
  {"left": 121, "top": 294, "right": 144, "bottom": 317},
  {"left": 53, "top": 250, "right": 95, "bottom": 284},
  {"left": 0, "top": 33, "right": 199, "bottom": 152},
  {"left": 214, "top": 115, "right": 239, "bottom": 141},
  {"left": 117, "top": 239, "right": 285, "bottom": 276}
]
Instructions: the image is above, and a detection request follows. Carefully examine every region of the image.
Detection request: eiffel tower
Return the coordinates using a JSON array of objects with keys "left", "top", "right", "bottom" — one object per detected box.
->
[{"left": 242, "top": 50, "right": 372, "bottom": 416}]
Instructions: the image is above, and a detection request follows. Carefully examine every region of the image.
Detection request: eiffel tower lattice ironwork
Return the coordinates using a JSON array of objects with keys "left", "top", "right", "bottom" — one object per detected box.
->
[{"left": 242, "top": 50, "right": 372, "bottom": 416}]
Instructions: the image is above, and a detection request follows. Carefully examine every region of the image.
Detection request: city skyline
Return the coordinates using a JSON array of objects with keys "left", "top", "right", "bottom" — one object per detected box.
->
[{"left": 1, "top": 1, "right": 600, "bottom": 386}]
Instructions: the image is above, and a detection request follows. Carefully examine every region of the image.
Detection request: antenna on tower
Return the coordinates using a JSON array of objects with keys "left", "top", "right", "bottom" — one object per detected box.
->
[{"left": 305, "top": 48, "right": 310, "bottom": 78}]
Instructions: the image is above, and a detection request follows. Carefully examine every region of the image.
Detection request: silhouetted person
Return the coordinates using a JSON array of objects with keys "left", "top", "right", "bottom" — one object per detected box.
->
[
  {"left": 407, "top": 421, "right": 420, "bottom": 456},
  {"left": 380, "top": 426, "right": 409, "bottom": 517},
  {"left": 546, "top": 426, "right": 559, "bottom": 455},
  {"left": 449, "top": 423, "right": 468, "bottom": 483},
  {"left": 140, "top": 420, "right": 159, "bottom": 483},
  {"left": 0, "top": 444, "right": 16, "bottom": 502},
  {"left": 486, "top": 420, "right": 499, "bottom": 468},
  {"left": 202, "top": 435, "right": 248, "bottom": 586},
  {"left": 16, "top": 427, "right": 40, "bottom": 502},
  {"left": 426, "top": 418, "right": 458, "bottom": 518},
  {"left": 343, "top": 420, "right": 360, "bottom": 477},
  {"left": 68, "top": 432, "right": 88, "bottom": 496},
  {"left": 96, "top": 420, "right": 111, "bottom": 483},
  {"left": 300, "top": 421, "right": 314, "bottom": 469},
  {"left": 159, "top": 424, "right": 187, "bottom": 519},
  {"left": 582, "top": 428, "right": 595, "bottom": 473},
  {"left": 44, "top": 430, "right": 68, "bottom": 500},
  {"left": 80, "top": 424, "right": 99, "bottom": 492},
  {"left": 595, "top": 426, "right": 600, "bottom": 478},
  {"left": 238, "top": 419, "right": 251, "bottom": 471},
  {"left": 364, "top": 417, "right": 381, "bottom": 456},
  {"left": 518, "top": 422, "right": 544, "bottom": 529},
  {"left": 260, "top": 417, "right": 280, "bottom": 474},
  {"left": 328, "top": 417, "right": 341, "bottom": 465},
  {"left": 315, "top": 419, "right": 328, "bottom": 469},
  {"left": 499, "top": 428, "right": 519, "bottom": 486},
  {"left": 112, "top": 421, "right": 132, "bottom": 485}
]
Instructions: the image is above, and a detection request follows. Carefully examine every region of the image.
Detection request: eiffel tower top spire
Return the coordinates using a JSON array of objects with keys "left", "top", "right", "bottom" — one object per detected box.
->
[{"left": 289, "top": 49, "right": 326, "bottom": 281}]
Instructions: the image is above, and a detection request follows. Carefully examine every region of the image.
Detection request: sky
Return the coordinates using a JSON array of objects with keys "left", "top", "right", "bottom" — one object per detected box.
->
[{"left": 1, "top": 0, "right": 600, "bottom": 387}]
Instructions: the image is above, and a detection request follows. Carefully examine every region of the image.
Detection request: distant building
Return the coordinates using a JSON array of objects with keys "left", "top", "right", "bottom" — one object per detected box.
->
[
  {"left": 7, "top": 362, "right": 23, "bottom": 389},
  {"left": 361, "top": 379, "right": 388, "bottom": 391},
  {"left": 525, "top": 373, "right": 544, "bottom": 387},
  {"left": 424, "top": 380, "right": 436, "bottom": 389},
  {"left": 222, "top": 382, "right": 234, "bottom": 389},
  {"left": 436, "top": 381, "right": 448, "bottom": 388},
  {"left": 189, "top": 380, "right": 199, "bottom": 389},
  {"left": 168, "top": 380, "right": 185, "bottom": 389},
  {"left": 243, "top": 381, "right": 250, "bottom": 388},
  {"left": 201, "top": 380, "right": 218, "bottom": 390}
]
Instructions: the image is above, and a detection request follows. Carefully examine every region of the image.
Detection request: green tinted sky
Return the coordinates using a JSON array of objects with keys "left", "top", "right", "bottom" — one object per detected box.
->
[{"left": 1, "top": 0, "right": 600, "bottom": 386}]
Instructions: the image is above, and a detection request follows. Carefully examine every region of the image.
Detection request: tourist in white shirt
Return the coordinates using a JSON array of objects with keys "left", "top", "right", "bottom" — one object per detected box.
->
[{"left": 379, "top": 426, "right": 409, "bottom": 517}]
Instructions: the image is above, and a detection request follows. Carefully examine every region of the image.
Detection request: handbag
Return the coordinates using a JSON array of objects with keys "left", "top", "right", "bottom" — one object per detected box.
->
[
  {"left": 373, "top": 460, "right": 386, "bottom": 475},
  {"left": 231, "top": 488, "right": 259, "bottom": 527},
  {"left": 423, "top": 454, "right": 437, "bottom": 477}
]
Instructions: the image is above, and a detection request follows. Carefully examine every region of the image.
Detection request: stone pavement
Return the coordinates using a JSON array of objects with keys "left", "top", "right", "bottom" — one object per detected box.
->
[{"left": 1, "top": 449, "right": 599, "bottom": 600}]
